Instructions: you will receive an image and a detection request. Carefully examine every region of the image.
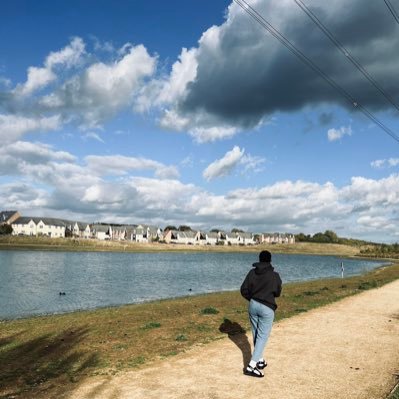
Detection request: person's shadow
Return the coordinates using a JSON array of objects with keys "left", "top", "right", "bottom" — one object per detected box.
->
[{"left": 219, "top": 319, "right": 251, "bottom": 367}]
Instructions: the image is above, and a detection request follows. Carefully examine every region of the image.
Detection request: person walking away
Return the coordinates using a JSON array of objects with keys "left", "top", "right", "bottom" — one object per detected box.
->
[{"left": 240, "top": 250, "right": 282, "bottom": 377}]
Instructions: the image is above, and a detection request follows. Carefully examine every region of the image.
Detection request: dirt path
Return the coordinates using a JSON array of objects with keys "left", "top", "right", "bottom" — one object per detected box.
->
[{"left": 70, "top": 280, "right": 399, "bottom": 399}]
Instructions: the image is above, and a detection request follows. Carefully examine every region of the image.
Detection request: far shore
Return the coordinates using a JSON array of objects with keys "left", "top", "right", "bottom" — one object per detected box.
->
[{"left": 0, "top": 236, "right": 367, "bottom": 257}]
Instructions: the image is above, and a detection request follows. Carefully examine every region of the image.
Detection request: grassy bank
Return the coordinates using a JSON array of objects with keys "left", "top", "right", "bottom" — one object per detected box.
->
[
  {"left": 1, "top": 263, "right": 398, "bottom": 398},
  {"left": 0, "top": 235, "right": 362, "bottom": 256}
]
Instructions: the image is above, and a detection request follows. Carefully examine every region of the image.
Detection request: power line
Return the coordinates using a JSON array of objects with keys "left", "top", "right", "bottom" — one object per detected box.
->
[
  {"left": 295, "top": 0, "right": 399, "bottom": 114},
  {"left": 384, "top": 0, "right": 399, "bottom": 24},
  {"left": 232, "top": 0, "right": 399, "bottom": 144}
]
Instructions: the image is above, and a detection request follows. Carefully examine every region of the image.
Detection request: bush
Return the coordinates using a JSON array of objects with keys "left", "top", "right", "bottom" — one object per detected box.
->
[
  {"left": 200, "top": 307, "right": 219, "bottom": 315},
  {"left": 0, "top": 224, "right": 13, "bottom": 235},
  {"left": 141, "top": 322, "right": 161, "bottom": 330}
]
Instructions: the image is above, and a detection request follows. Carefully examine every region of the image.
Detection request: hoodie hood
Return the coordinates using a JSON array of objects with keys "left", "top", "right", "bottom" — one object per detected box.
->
[{"left": 252, "top": 261, "right": 274, "bottom": 274}]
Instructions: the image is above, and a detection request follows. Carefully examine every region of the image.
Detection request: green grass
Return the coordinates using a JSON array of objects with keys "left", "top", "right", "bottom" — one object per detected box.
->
[
  {"left": 200, "top": 306, "right": 219, "bottom": 315},
  {"left": 0, "top": 263, "right": 398, "bottom": 399}
]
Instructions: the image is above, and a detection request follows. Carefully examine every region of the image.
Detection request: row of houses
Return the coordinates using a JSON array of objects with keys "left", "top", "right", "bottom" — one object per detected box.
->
[{"left": 1, "top": 210, "right": 295, "bottom": 245}]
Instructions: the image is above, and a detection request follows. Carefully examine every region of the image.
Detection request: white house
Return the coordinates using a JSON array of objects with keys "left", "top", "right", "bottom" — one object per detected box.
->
[
  {"left": 71, "top": 222, "right": 88, "bottom": 238},
  {"left": 235, "top": 232, "right": 256, "bottom": 245},
  {"left": 12, "top": 217, "right": 66, "bottom": 238},
  {"left": 225, "top": 232, "right": 240, "bottom": 246},
  {"left": 91, "top": 224, "right": 111, "bottom": 240},
  {"left": 205, "top": 232, "right": 219, "bottom": 245},
  {"left": 12, "top": 217, "right": 38, "bottom": 236},
  {"left": 163, "top": 230, "right": 196, "bottom": 245},
  {"left": 194, "top": 231, "right": 207, "bottom": 245},
  {"left": 261, "top": 232, "right": 295, "bottom": 244}
]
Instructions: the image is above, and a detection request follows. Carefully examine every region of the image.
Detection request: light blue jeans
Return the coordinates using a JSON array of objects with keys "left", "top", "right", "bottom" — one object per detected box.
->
[{"left": 248, "top": 299, "right": 275, "bottom": 363}]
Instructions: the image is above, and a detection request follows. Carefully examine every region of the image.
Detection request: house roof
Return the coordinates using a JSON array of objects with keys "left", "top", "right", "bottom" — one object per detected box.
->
[
  {"left": 91, "top": 224, "right": 110, "bottom": 233},
  {"left": 12, "top": 216, "right": 67, "bottom": 227},
  {"left": 236, "top": 232, "right": 254, "bottom": 239},
  {"left": 179, "top": 231, "right": 196, "bottom": 239},
  {"left": 0, "top": 211, "right": 18, "bottom": 223},
  {"left": 12, "top": 216, "right": 37, "bottom": 225}
]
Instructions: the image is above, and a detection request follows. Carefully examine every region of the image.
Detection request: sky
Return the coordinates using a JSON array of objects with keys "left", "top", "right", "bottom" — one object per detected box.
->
[{"left": 1, "top": 0, "right": 399, "bottom": 243}]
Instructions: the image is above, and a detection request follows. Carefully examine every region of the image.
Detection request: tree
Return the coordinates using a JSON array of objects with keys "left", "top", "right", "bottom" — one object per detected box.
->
[
  {"left": 210, "top": 228, "right": 221, "bottom": 233},
  {"left": 324, "top": 230, "right": 339, "bottom": 243},
  {"left": 178, "top": 225, "right": 192, "bottom": 231},
  {"left": 164, "top": 226, "right": 177, "bottom": 232},
  {"left": 312, "top": 232, "right": 330, "bottom": 243},
  {"left": 295, "top": 233, "right": 309, "bottom": 242},
  {"left": 0, "top": 224, "right": 13, "bottom": 235},
  {"left": 231, "top": 228, "right": 244, "bottom": 233}
]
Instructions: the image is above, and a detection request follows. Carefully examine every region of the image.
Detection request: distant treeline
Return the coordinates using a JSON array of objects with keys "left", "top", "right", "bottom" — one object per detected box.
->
[
  {"left": 295, "top": 230, "right": 374, "bottom": 246},
  {"left": 295, "top": 230, "right": 399, "bottom": 258},
  {"left": 359, "top": 243, "right": 399, "bottom": 259}
]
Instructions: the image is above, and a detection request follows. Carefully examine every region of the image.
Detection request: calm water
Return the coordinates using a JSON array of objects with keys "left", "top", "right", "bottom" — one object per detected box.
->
[{"left": 0, "top": 250, "right": 386, "bottom": 320}]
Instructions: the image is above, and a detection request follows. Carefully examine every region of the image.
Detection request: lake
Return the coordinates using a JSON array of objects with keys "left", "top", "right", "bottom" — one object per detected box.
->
[{"left": 0, "top": 250, "right": 386, "bottom": 320}]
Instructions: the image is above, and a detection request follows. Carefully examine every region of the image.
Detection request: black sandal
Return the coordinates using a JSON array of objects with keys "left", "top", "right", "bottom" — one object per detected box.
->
[
  {"left": 243, "top": 365, "right": 264, "bottom": 378},
  {"left": 257, "top": 360, "right": 267, "bottom": 370}
]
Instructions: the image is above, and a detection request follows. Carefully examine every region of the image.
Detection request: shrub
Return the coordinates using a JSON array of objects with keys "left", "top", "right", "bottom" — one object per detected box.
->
[
  {"left": 141, "top": 322, "right": 161, "bottom": 330},
  {"left": 200, "top": 307, "right": 219, "bottom": 315}
]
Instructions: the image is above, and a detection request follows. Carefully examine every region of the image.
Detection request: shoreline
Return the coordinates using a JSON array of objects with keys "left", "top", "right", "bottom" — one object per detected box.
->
[{"left": 0, "top": 237, "right": 364, "bottom": 256}]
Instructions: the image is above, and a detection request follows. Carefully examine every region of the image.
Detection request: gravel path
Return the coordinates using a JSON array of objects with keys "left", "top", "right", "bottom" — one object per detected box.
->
[{"left": 70, "top": 280, "right": 399, "bottom": 399}]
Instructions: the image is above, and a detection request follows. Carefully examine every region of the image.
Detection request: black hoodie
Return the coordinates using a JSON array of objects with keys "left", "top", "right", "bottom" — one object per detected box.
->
[{"left": 240, "top": 262, "right": 282, "bottom": 311}]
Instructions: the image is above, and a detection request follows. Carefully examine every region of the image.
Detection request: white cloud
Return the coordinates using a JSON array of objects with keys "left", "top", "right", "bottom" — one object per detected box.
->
[
  {"left": 45, "top": 37, "right": 85, "bottom": 69},
  {"left": 0, "top": 182, "right": 49, "bottom": 210},
  {"left": 371, "top": 159, "right": 385, "bottom": 169},
  {"left": 83, "top": 131, "right": 105, "bottom": 143},
  {"left": 15, "top": 37, "right": 85, "bottom": 97},
  {"left": 15, "top": 67, "right": 56, "bottom": 97},
  {"left": 0, "top": 114, "right": 61, "bottom": 143},
  {"left": 1, "top": 144, "right": 398, "bottom": 241},
  {"left": 134, "top": 47, "right": 198, "bottom": 113},
  {"left": 240, "top": 153, "right": 266, "bottom": 174},
  {"left": 371, "top": 158, "right": 399, "bottom": 168},
  {"left": 189, "top": 126, "right": 238, "bottom": 143},
  {"left": 327, "top": 125, "right": 352, "bottom": 141},
  {"left": 203, "top": 146, "right": 245, "bottom": 181},
  {"left": 0, "top": 141, "right": 75, "bottom": 165},
  {"left": 40, "top": 43, "right": 156, "bottom": 128},
  {"left": 342, "top": 175, "right": 399, "bottom": 207},
  {"left": 85, "top": 155, "right": 179, "bottom": 179}
]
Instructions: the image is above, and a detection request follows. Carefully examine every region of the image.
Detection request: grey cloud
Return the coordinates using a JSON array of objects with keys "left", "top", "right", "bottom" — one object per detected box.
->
[
  {"left": 176, "top": 0, "right": 399, "bottom": 130},
  {"left": 319, "top": 112, "right": 334, "bottom": 126}
]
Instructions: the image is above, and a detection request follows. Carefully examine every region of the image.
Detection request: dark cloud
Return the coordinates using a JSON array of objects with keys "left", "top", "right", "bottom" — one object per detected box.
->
[
  {"left": 318, "top": 112, "right": 334, "bottom": 126},
  {"left": 177, "top": 0, "right": 399, "bottom": 129}
]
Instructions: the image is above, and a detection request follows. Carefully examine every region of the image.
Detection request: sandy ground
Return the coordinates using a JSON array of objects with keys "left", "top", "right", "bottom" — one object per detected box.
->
[{"left": 70, "top": 280, "right": 399, "bottom": 399}]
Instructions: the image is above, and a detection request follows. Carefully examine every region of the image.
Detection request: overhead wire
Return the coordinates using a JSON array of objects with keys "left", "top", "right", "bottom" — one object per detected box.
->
[
  {"left": 384, "top": 0, "right": 399, "bottom": 24},
  {"left": 295, "top": 0, "right": 399, "bottom": 114},
  {"left": 232, "top": 0, "right": 399, "bottom": 144}
]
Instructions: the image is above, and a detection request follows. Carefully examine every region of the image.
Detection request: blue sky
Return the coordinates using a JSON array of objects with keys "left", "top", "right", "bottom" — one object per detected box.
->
[{"left": 1, "top": 0, "right": 399, "bottom": 242}]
